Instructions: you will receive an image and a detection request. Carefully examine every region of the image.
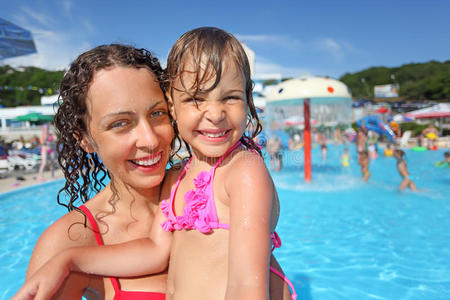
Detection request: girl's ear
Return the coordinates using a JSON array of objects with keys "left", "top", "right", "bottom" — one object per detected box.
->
[
  {"left": 166, "top": 93, "right": 177, "bottom": 120},
  {"left": 80, "top": 133, "right": 95, "bottom": 153}
]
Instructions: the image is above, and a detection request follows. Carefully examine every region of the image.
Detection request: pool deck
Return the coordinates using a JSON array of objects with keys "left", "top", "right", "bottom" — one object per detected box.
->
[{"left": 0, "top": 169, "right": 64, "bottom": 194}]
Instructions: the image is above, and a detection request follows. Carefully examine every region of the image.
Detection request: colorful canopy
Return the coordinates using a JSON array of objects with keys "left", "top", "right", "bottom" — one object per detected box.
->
[
  {"left": 12, "top": 113, "right": 53, "bottom": 122},
  {"left": 405, "top": 103, "right": 450, "bottom": 119}
]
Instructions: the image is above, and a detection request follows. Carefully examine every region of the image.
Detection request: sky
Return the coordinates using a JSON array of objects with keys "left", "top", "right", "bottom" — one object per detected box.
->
[{"left": 2, "top": 0, "right": 450, "bottom": 79}]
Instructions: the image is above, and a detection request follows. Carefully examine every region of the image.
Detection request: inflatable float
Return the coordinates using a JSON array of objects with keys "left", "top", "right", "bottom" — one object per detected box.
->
[{"left": 412, "top": 146, "right": 427, "bottom": 152}]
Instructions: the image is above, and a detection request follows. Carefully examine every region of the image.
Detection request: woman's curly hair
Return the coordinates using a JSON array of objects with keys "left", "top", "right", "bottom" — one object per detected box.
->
[{"left": 54, "top": 44, "right": 177, "bottom": 212}]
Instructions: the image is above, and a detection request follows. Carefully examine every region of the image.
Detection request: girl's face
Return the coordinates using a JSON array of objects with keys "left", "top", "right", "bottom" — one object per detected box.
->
[
  {"left": 83, "top": 66, "right": 173, "bottom": 191},
  {"left": 169, "top": 57, "right": 248, "bottom": 159}
]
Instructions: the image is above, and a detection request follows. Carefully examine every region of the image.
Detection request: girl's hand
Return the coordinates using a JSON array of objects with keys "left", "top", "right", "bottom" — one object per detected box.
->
[{"left": 12, "top": 252, "right": 71, "bottom": 300}]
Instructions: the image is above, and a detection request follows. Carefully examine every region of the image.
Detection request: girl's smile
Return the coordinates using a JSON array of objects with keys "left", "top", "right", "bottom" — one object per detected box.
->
[{"left": 196, "top": 128, "right": 231, "bottom": 142}]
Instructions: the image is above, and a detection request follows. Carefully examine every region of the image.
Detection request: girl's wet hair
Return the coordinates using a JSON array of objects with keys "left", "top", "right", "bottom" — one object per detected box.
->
[
  {"left": 166, "top": 27, "right": 262, "bottom": 155},
  {"left": 54, "top": 44, "right": 179, "bottom": 212}
]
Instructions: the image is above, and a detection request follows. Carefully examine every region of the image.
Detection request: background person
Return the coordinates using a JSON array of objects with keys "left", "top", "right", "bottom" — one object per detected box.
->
[
  {"left": 394, "top": 149, "right": 418, "bottom": 191},
  {"left": 341, "top": 147, "right": 350, "bottom": 167},
  {"left": 421, "top": 123, "right": 439, "bottom": 150},
  {"left": 358, "top": 150, "right": 370, "bottom": 181},
  {"left": 435, "top": 151, "right": 450, "bottom": 168},
  {"left": 36, "top": 123, "right": 51, "bottom": 181},
  {"left": 267, "top": 133, "right": 283, "bottom": 171}
]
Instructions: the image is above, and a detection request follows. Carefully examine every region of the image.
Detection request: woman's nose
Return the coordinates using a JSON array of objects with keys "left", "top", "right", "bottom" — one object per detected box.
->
[{"left": 135, "top": 121, "right": 159, "bottom": 150}]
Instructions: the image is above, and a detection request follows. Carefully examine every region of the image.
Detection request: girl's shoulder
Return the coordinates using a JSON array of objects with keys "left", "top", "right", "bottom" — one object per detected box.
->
[
  {"left": 229, "top": 147, "right": 265, "bottom": 166},
  {"left": 224, "top": 148, "right": 271, "bottom": 183}
]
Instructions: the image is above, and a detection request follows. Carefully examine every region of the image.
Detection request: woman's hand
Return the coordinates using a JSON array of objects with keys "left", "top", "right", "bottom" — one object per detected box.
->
[{"left": 12, "top": 251, "right": 71, "bottom": 300}]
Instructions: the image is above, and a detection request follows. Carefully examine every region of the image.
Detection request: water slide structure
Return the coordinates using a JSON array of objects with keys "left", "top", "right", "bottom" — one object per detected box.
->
[{"left": 356, "top": 115, "right": 395, "bottom": 142}]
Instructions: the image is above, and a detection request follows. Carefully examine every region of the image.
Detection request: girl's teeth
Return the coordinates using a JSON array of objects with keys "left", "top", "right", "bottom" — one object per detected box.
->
[
  {"left": 132, "top": 154, "right": 161, "bottom": 166},
  {"left": 203, "top": 131, "right": 226, "bottom": 137}
]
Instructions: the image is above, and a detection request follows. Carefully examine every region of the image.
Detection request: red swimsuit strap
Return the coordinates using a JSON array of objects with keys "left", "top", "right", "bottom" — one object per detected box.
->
[{"left": 79, "top": 205, "right": 121, "bottom": 293}]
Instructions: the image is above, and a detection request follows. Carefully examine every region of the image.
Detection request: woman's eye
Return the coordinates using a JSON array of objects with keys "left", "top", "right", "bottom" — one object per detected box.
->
[
  {"left": 150, "top": 110, "right": 167, "bottom": 118},
  {"left": 109, "top": 120, "right": 128, "bottom": 129}
]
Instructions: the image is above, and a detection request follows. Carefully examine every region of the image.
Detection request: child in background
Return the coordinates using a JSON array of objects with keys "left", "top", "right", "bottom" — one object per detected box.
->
[
  {"left": 384, "top": 143, "right": 394, "bottom": 157},
  {"left": 14, "top": 27, "right": 296, "bottom": 300},
  {"left": 341, "top": 147, "right": 350, "bottom": 167},
  {"left": 368, "top": 139, "right": 378, "bottom": 160},
  {"left": 358, "top": 150, "right": 370, "bottom": 181},
  {"left": 394, "top": 149, "right": 418, "bottom": 191},
  {"left": 435, "top": 151, "right": 450, "bottom": 168}
]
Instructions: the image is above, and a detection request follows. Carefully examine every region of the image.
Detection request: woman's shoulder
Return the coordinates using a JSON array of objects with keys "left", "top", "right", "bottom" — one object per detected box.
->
[
  {"left": 27, "top": 207, "right": 98, "bottom": 275},
  {"left": 36, "top": 208, "right": 97, "bottom": 250}
]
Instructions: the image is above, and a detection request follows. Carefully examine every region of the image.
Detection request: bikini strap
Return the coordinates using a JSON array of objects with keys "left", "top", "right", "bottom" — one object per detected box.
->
[
  {"left": 168, "top": 157, "right": 193, "bottom": 215},
  {"left": 213, "top": 141, "right": 242, "bottom": 169},
  {"left": 270, "top": 231, "right": 298, "bottom": 300},
  {"left": 79, "top": 205, "right": 121, "bottom": 293},
  {"left": 79, "top": 205, "right": 102, "bottom": 246}
]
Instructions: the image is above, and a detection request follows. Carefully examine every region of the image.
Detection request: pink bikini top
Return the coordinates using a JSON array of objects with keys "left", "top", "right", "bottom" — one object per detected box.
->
[
  {"left": 79, "top": 205, "right": 165, "bottom": 300},
  {"left": 160, "top": 141, "right": 241, "bottom": 233}
]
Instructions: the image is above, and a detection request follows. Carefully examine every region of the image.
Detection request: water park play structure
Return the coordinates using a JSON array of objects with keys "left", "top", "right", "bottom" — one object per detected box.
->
[
  {"left": 356, "top": 115, "right": 396, "bottom": 142},
  {"left": 265, "top": 76, "right": 352, "bottom": 181}
]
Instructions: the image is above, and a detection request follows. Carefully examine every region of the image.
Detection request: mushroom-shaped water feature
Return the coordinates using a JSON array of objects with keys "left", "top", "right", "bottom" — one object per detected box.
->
[{"left": 265, "top": 76, "right": 352, "bottom": 181}]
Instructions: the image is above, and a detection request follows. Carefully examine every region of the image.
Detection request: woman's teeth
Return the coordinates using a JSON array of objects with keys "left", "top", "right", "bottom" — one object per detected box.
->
[{"left": 132, "top": 154, "right": 161, "bottom": 166}]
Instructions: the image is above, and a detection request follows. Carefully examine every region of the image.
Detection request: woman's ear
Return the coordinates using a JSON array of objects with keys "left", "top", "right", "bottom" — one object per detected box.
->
[{"left": 80, "top": 133, "right": 95, "bottom": 153}]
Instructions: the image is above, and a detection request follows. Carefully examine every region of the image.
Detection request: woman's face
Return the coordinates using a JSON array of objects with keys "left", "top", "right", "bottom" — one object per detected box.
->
[{"left": 83, "top": 66, "right": 174, "bottom": 191}]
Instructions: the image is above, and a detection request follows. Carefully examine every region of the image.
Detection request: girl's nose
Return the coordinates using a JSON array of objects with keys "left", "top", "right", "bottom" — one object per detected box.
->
[
  {"left": 205, "top": 103, "right": 225, "bottom": 124},
  {"left": 135, "top": 121, "right": 160, "bottom": 150}
]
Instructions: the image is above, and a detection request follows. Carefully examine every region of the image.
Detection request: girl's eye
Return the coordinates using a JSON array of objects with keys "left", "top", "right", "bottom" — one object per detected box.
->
[
  {"left": 224, "top": 95, "right": 243, "bottom": 102},
  {"left": 182, "top": 97, "right": 203, "bottom": 104}
]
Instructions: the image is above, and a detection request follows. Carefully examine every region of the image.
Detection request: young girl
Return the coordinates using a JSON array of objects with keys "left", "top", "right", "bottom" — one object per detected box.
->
[
  {"left": 394, "top": 149, "right": 418, "bottom": 191},
  {"left": 14, "top": 27, "right": 296, "bottom": 300}
]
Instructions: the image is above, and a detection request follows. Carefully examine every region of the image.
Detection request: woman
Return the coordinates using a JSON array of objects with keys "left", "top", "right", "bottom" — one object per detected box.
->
[{"left": 23, "top": 44, "right": 177, "bottom": 299}]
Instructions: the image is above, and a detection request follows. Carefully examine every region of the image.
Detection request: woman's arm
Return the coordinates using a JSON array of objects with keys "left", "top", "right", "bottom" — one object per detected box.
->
[
  {"left": 225, "top": 153, "right": 272, "bottom": 300},
  {"left": 13, "top": 208, "right": 172, "bottom": 300}
]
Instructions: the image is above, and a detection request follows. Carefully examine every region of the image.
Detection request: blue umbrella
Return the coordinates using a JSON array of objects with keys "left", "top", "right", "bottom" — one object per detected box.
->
[{"left": 0, "top": 18, "right": 37, "bottom": 59}]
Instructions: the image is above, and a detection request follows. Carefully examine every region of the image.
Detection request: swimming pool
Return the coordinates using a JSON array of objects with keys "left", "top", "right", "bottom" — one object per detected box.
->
[{"left": 1, "top": 144, "right": 449, "bottom": 299}]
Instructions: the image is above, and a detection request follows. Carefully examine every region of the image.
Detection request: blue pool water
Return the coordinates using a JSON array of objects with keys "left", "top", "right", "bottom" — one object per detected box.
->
[{"left": 1, "top": 145, "right": 449, "bottom": 299}]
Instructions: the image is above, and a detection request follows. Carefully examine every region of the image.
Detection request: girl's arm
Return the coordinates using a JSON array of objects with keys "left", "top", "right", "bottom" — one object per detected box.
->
[
  {"left": 69, "top": 205, "right": 172, "bottom": 277},
  {"left": 12, "top": 208, "right": 172, "bottom": 300},
  {"left": 225, "top": 153, "right": 272, "bottom": 300},
  {"left": 18, "top": 212, "right": 97, "bottom": 300}
]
